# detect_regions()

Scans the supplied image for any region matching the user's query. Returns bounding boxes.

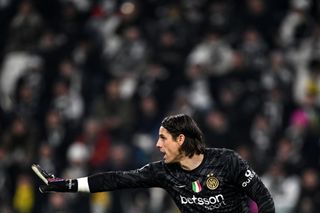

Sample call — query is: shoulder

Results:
[206,148,238,159]
[205,148,244,169]
[140,160,167,173]
[148,160,165,168]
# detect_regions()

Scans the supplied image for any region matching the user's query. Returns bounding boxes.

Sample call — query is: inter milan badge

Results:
[206,173,219,190]
[191,180,202,193]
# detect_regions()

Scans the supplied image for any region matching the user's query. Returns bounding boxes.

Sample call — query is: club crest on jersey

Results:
[206,173,219,190]
[192,180,202,193]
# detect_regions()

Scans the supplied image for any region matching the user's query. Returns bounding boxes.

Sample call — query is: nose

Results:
[156,139,162,148]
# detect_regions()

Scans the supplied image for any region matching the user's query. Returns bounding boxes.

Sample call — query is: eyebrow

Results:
[159,134,165,138]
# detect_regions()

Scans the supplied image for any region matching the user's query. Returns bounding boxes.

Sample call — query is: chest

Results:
[167,164,236,196]
[164,165,245,212]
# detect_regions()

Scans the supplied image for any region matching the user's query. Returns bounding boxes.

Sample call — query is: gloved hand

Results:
[31,164,77,193]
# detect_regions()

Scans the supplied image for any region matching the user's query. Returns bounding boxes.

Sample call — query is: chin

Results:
[163,157,171,164]
[164,157,176,164]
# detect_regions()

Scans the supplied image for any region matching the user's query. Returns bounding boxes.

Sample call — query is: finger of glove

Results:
[39,185,50,193]
[32,164,55,178]
[39,181,68,193]
[31,164,54,184]
[39,184,62,193]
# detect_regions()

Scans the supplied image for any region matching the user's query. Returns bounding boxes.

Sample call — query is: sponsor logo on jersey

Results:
[191,180,202,193]
[242,169,256,187]
[180,194,226,210]
[206,173,219,190]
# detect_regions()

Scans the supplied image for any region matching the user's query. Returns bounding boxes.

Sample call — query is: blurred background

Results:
[0,0,319,212]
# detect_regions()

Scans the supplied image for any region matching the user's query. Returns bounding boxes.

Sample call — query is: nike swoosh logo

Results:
[175,185,186,188]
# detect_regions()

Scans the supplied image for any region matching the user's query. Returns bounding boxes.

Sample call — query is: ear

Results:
[177,134,185,145]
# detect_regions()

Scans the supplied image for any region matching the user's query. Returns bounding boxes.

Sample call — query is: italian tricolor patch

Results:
[192,180,202,193]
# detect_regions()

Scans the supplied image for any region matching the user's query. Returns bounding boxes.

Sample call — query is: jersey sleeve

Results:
[87,162,164,193]
[230,151,275,213]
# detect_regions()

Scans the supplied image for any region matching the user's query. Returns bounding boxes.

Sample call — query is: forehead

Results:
[159,126,170,135]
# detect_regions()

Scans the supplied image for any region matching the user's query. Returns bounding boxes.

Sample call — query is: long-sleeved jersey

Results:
[87,148,275,212]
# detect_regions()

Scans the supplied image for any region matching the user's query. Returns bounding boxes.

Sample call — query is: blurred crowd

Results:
[0,0,320,212]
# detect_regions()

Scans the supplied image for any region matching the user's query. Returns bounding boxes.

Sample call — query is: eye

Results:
[159,135,166,141]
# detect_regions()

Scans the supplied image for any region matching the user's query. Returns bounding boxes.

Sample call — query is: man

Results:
[32,114,275,212]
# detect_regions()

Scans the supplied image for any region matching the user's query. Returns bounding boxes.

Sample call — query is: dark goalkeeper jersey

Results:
[87,148,275,212]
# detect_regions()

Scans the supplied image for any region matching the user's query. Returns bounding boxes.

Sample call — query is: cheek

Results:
[166,144,182,162]
[166,143,179,154]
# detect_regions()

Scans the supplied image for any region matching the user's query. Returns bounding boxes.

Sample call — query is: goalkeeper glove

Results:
[31,164,78,193]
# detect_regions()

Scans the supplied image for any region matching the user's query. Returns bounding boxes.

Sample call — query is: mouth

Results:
[160,150,166,159]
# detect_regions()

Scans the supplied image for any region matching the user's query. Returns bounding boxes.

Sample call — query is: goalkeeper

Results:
[32,114,275,212]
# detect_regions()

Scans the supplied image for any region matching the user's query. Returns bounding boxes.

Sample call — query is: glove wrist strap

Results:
[44,179,78,192]
[65,179,78,192]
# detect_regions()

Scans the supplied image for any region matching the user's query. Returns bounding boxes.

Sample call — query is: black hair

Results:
[161,114,205,157]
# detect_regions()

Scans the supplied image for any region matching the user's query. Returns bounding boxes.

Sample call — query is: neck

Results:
[179,153,204,171]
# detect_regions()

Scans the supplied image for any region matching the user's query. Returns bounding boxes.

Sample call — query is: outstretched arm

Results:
[32,163,162,193]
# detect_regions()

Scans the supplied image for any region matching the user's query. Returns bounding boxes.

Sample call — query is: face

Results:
[156,126,184,163]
